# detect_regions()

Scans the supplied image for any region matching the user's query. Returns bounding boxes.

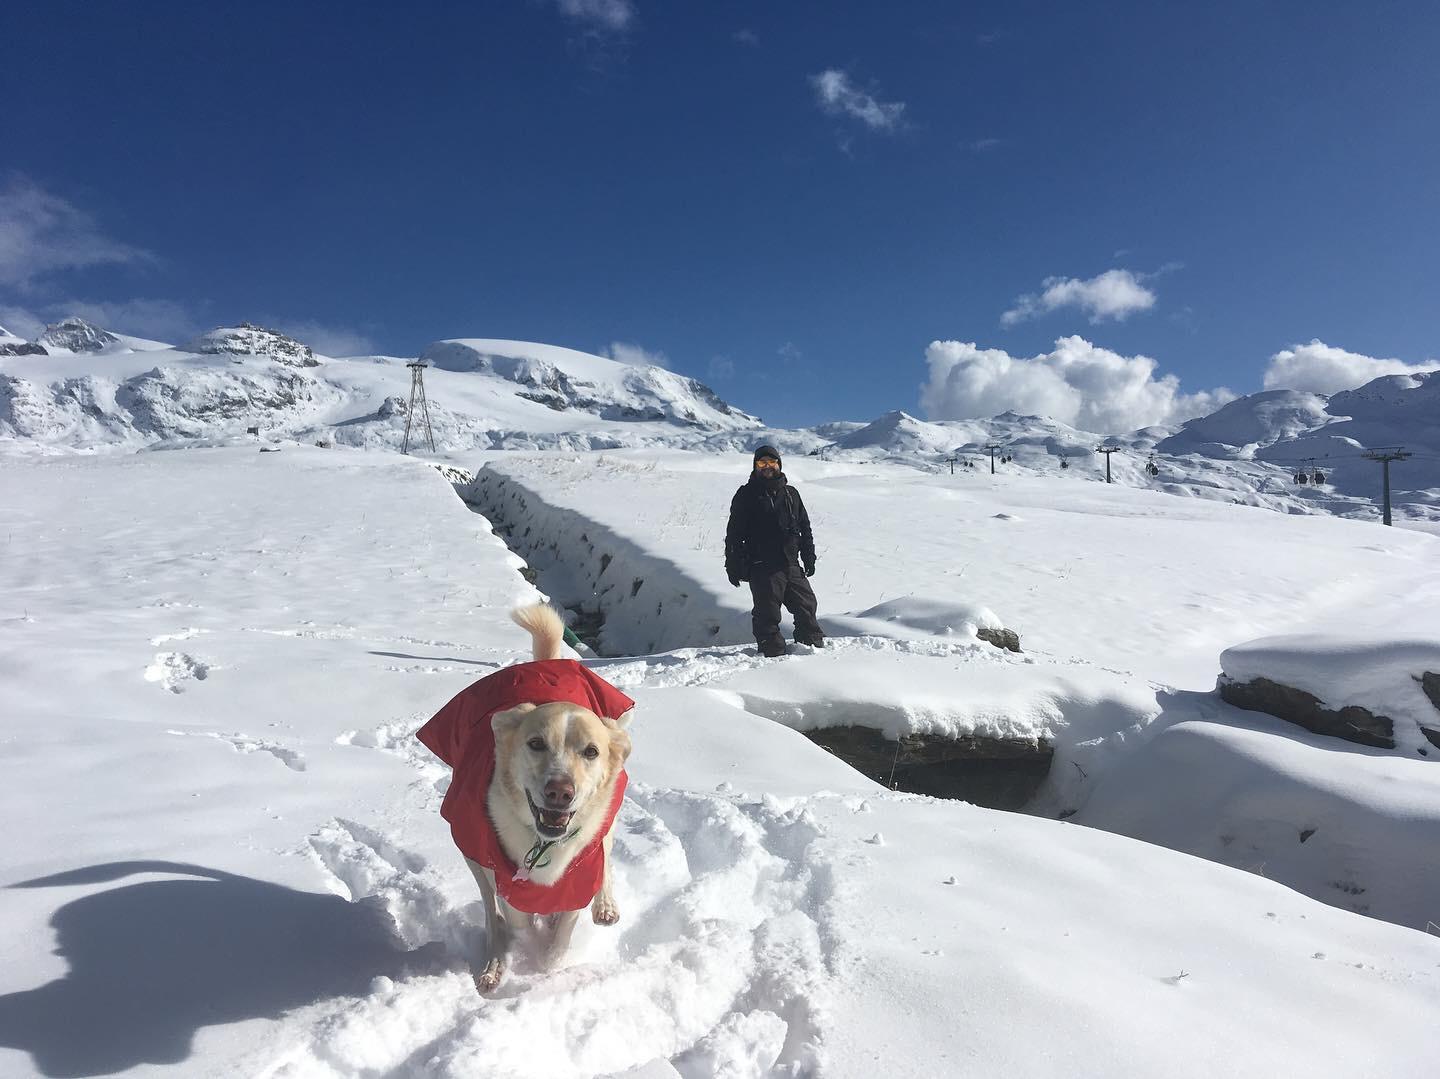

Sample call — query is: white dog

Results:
[417,604,634,992]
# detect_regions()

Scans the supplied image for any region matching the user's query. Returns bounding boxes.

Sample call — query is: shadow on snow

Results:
[0,861,444,1078]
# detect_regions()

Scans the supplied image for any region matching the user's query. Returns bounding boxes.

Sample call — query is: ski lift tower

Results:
[1096,444,1120,483]
[402,360,436,455]
[1362,447,1410,526]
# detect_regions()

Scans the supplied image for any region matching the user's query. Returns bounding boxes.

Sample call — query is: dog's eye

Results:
[582,745,600,760]
[527,737,546,752]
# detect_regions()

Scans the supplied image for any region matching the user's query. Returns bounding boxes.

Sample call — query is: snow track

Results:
[267,750,839,1078]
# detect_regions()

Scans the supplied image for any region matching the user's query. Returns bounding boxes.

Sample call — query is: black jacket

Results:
[725,472,816,577]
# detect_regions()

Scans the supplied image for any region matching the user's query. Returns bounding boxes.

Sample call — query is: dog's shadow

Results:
[0,861,445,1078]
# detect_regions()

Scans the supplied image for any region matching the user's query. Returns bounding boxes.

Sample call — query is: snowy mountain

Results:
[184,322,320,367]
[817,391,1439,523]
[421,338,759,429]
[3,316,1437,522]
[1156,389,1334,457]
[38,316,121,354]
[0,325,764,453]
[1152,374,1440,520]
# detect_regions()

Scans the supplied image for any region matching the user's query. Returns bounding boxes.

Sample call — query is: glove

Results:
[727,571,743,588]
[803,560,816,578]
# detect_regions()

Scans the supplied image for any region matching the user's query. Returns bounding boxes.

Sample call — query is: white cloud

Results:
[555,0,633,30]
[1262,339,1440,395]
[708,355,735,380]
[61,299,201,344]
[0,298,200,345]
[1001,269,1157,326]
[810,70,905,132]
[271,319,377,357]
[733,28,759,47]
[0,176,152,288]
[0,304,45,340]
[603,341,670,369]
[920,336,1234,433]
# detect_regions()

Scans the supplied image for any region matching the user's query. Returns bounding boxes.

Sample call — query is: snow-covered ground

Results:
[3,445,1439,1077]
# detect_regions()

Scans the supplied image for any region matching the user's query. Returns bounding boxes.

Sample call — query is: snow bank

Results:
[1220,635,1440,755]
[1076,703,1440,931]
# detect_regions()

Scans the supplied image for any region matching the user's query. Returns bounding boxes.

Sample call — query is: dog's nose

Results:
[544,777,575,807]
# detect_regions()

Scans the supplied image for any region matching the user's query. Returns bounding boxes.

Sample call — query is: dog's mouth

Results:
[526,792,575,839]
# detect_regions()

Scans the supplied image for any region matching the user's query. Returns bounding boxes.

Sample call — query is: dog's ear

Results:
[490,702,537,737]
[607,726,633,770]
[608,708,635,731]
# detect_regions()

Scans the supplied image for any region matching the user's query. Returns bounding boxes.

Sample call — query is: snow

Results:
[1075,706,1440,929]
[1157,389,1334,456]
[184,324,319,367]
[0,333,770,456]
[1221,635,1440,753]
[2,315,1440,1071]
[3,333,1440,1075]
[471,451,1438,690]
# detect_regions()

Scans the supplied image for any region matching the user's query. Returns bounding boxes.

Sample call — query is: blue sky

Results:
[2,0,1437,429]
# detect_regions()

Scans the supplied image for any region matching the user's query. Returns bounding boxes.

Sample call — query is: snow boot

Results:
[759,638,787,658]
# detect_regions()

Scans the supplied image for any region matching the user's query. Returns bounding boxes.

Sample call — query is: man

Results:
[724,445,825,657]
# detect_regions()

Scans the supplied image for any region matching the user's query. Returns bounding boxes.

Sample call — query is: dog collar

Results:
[513,828,580,882]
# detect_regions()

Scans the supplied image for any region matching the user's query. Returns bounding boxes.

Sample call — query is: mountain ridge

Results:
[2,317,1435,522]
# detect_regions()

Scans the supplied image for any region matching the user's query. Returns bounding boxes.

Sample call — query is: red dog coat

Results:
[416,659,634,915]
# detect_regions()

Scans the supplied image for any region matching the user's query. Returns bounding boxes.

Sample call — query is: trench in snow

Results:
[443,463,1056,812]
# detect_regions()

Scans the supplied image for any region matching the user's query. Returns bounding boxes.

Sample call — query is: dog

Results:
[416,604,634,993]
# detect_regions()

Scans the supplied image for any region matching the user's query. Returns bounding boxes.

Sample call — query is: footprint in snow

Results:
[265,787,837,1078]
[164,729,306,771]
[144,651,210,692]
[149,628,209,645]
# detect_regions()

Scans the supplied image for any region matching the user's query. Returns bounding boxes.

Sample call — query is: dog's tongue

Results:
[540,809,572,829]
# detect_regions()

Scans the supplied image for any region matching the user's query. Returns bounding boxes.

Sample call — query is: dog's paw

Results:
[592,898,621,926]
[475,959,506,993]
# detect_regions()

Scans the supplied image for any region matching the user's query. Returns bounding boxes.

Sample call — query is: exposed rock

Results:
[515,390,570,412]
[39,317,120,353]
[977,626,1022,653]
[1218,675,1395,749]
[1422,672,1440,712]
[1419,672,1440,750]
[115,366,328,437]
[0,341,48,356]
[803,725,1053,810]
[184,323,319,367]
[602,403,670,423]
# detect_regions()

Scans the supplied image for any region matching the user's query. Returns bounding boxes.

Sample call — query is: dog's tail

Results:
[511,603,567,661]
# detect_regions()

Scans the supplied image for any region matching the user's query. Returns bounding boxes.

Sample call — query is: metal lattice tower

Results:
[402,361,435,455]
